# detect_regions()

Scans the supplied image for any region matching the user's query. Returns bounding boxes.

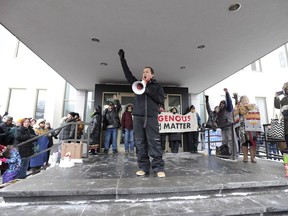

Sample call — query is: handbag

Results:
[270,118,284,140]
[270,105,285,140]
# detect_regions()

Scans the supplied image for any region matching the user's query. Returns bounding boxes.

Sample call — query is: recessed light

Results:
[229,3,241,12]
[91,38,100,42]
[100,62,107,66]
[180,66,186,70]
[197,45,205,49]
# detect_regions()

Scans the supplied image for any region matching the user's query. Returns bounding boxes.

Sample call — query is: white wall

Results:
[0,26,66,128]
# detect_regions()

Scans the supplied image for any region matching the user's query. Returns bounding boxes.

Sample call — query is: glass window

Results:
[35,89,47,119]
[255,97,268,125]
[84,91,94,124]
[279,45,288,68]
[251,60,262,72]
[0,25,18,60]
[103,93,118,110]
[7,88,27,120]
[63,82,76,116]
[167,95,181,114]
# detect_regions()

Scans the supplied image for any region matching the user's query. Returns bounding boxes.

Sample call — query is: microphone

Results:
[132,80,146,95]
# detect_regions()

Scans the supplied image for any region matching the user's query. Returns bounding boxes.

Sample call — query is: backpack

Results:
[219,144,230,156]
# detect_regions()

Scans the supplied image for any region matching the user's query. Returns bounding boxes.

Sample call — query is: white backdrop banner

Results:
[158,112,198,133]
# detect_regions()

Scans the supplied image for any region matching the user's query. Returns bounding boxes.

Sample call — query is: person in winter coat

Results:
[168,107,182,153]
[118,49,165,178]
[0,144,21,183]
[205,95,219,131]
[0,116,15,146]
[121,104,135,155]
[235,96,258,163]
[45,121,57,165]
[14,118,36,179]
[274,82,288,150]
[89,106,102,155]
[217,88,234,155]
[58,112,77,143]
[102,95,121,155]
[75,113,84,139]
[186,105,201,153]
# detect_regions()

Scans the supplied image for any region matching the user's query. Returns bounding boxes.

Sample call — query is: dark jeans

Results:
[104,128,118,152]
[133,116,164,173]
[170,140,180,153]
[188,131,199,153]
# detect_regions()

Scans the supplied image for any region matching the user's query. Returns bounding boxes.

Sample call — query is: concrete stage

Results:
[1,152,288,215]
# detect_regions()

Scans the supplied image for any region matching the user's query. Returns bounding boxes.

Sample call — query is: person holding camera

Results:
[274,82,288,149]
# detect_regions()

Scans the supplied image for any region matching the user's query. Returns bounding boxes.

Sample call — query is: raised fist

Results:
[118,49,125,59]
[205,95,209,102]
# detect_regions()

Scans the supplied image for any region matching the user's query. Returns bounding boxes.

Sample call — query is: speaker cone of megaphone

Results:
[132,80,146,95]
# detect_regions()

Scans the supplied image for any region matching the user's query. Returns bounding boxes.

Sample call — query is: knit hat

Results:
[16,118,24,125]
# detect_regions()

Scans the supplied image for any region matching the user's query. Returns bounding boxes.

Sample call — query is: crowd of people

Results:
[0,111,85,184]
[0,47,287,182]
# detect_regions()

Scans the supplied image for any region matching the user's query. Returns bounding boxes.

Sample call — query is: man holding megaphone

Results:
[118,49,166,178]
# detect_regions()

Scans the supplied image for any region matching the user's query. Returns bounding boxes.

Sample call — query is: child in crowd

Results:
[0,144,21,183]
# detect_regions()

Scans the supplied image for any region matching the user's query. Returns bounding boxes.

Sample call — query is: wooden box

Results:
[61,142,83,159]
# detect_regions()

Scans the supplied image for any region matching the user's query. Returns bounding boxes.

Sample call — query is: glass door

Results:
[162,94,183,152]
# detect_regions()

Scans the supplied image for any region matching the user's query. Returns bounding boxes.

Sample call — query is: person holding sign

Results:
[235,95,260,163]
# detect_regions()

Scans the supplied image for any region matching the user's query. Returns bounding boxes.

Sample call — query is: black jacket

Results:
[89,111,102,144]
[120,58,165,117]
[102,99,121,130]
[14,126,35,158]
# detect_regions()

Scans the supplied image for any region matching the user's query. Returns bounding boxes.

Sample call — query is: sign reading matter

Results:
[158,112,198,133]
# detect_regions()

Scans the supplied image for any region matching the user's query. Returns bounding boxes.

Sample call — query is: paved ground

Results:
[1,152,288,215]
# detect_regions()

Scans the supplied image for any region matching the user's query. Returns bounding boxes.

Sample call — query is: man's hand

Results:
[205,95,209,102]
[118,49,125,59]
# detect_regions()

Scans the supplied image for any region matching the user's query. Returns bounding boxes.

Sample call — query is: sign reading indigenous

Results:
[158,112,198,133]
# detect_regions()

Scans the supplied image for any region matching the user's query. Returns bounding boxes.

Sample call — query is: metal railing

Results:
[201,123,286,161]
[15,121,91,160]
[200,124,237,160]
